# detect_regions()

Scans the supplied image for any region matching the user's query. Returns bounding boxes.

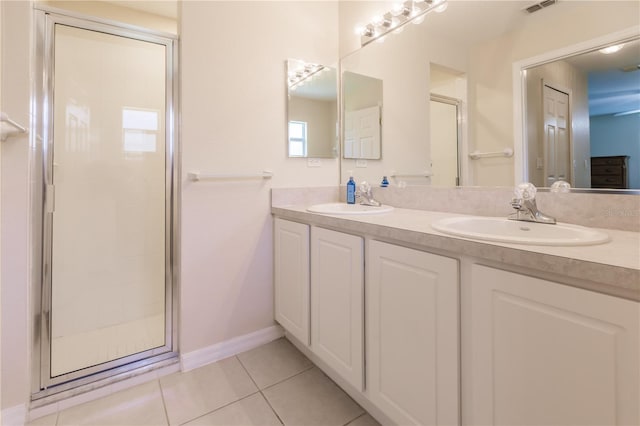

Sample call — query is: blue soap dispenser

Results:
[381,176,389,187]
[346,172,356,204]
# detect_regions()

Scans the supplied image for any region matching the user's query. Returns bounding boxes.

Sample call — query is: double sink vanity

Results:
[278,1,640,423]
[272,186,639,426]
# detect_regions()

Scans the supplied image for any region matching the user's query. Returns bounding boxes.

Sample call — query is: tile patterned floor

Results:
[27,338,381,426]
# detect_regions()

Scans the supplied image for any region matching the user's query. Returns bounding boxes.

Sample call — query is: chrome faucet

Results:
[357,181,382,207]
[508,183,556,224]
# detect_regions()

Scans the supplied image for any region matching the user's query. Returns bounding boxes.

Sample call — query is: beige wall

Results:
[1,0,32,412]
[40,1,177,34]
[0,0,3,421]
[180,0,338,354]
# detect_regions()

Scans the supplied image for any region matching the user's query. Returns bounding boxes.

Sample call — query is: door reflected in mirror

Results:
[430,95,461,186]
[343,71,383,159]
[286,59,338,158]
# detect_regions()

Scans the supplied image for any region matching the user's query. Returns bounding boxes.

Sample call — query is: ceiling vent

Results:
[524,0,557,14]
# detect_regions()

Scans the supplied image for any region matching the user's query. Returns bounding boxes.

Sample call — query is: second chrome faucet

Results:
[508,182,556,224]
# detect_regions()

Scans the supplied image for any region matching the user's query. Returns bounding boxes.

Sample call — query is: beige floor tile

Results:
[160,356,257,425]
[345,413,381,426]
[26,413,58,426]
[262,367,364,426]
[237,338,313,389]
[56,381,167,425]
[183,393,281,426]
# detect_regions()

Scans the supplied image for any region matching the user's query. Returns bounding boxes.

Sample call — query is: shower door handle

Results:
[46,184,55,213]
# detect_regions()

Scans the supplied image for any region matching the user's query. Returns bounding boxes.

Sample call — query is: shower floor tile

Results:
[27,337,381,426]
[51,314,165,376]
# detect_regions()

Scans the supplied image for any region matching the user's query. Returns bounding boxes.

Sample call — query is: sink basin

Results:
[307,202,394,215]
[431,216,609,246]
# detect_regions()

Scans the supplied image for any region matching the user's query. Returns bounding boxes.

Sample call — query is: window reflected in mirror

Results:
[288,120,307,157]
[286,59,338,158]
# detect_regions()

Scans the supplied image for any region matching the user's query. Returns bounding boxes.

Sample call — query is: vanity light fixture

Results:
[356,0,448,47]
[288,62,325,90]
[599,44,625,54]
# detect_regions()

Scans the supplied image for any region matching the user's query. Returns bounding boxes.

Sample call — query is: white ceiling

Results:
[565,39,640,116]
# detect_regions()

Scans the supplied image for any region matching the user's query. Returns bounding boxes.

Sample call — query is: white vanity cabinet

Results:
[467,264,640,426]
[274,218,310,345]
[367,240,460,426]
[311,227,364,391]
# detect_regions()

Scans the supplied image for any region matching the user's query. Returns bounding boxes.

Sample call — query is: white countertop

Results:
[272,204,640,301]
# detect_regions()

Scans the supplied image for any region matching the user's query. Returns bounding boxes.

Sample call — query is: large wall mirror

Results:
[339,0,640,191]
[287,59,338,158]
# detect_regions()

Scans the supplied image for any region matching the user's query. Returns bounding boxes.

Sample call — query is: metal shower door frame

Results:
[31,7,180,399]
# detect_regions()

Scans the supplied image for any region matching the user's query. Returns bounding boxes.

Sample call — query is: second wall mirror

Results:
[286,59,338,158]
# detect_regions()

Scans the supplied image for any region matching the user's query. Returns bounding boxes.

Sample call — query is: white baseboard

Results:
[181,325,284,372]
[1,403,27,426]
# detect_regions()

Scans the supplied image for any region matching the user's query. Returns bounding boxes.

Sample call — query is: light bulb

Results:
[371,15,384,26]
[599,44,624,54]
[434,2,448,13]
[354,25,366,36]
[409,4,422,19]
[412,14,426,25]
[391,3,405,16]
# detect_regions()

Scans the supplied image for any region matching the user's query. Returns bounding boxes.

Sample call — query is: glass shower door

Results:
[37,13,176,391]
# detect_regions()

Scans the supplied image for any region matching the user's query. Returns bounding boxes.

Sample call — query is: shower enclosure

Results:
[31,9,178,398]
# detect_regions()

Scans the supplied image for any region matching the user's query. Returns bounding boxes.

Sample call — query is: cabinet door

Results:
[367,241,459,426]
[311,227,364,391]
[469,264,639,426]
[274,218,310,345]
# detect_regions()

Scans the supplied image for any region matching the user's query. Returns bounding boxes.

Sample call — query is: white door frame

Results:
[430,94,462,186]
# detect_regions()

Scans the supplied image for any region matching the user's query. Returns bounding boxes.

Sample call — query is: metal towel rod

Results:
[468,148,514,160]
[0,112,27,141]
[188,170,274,181]
[390,171,433,178]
